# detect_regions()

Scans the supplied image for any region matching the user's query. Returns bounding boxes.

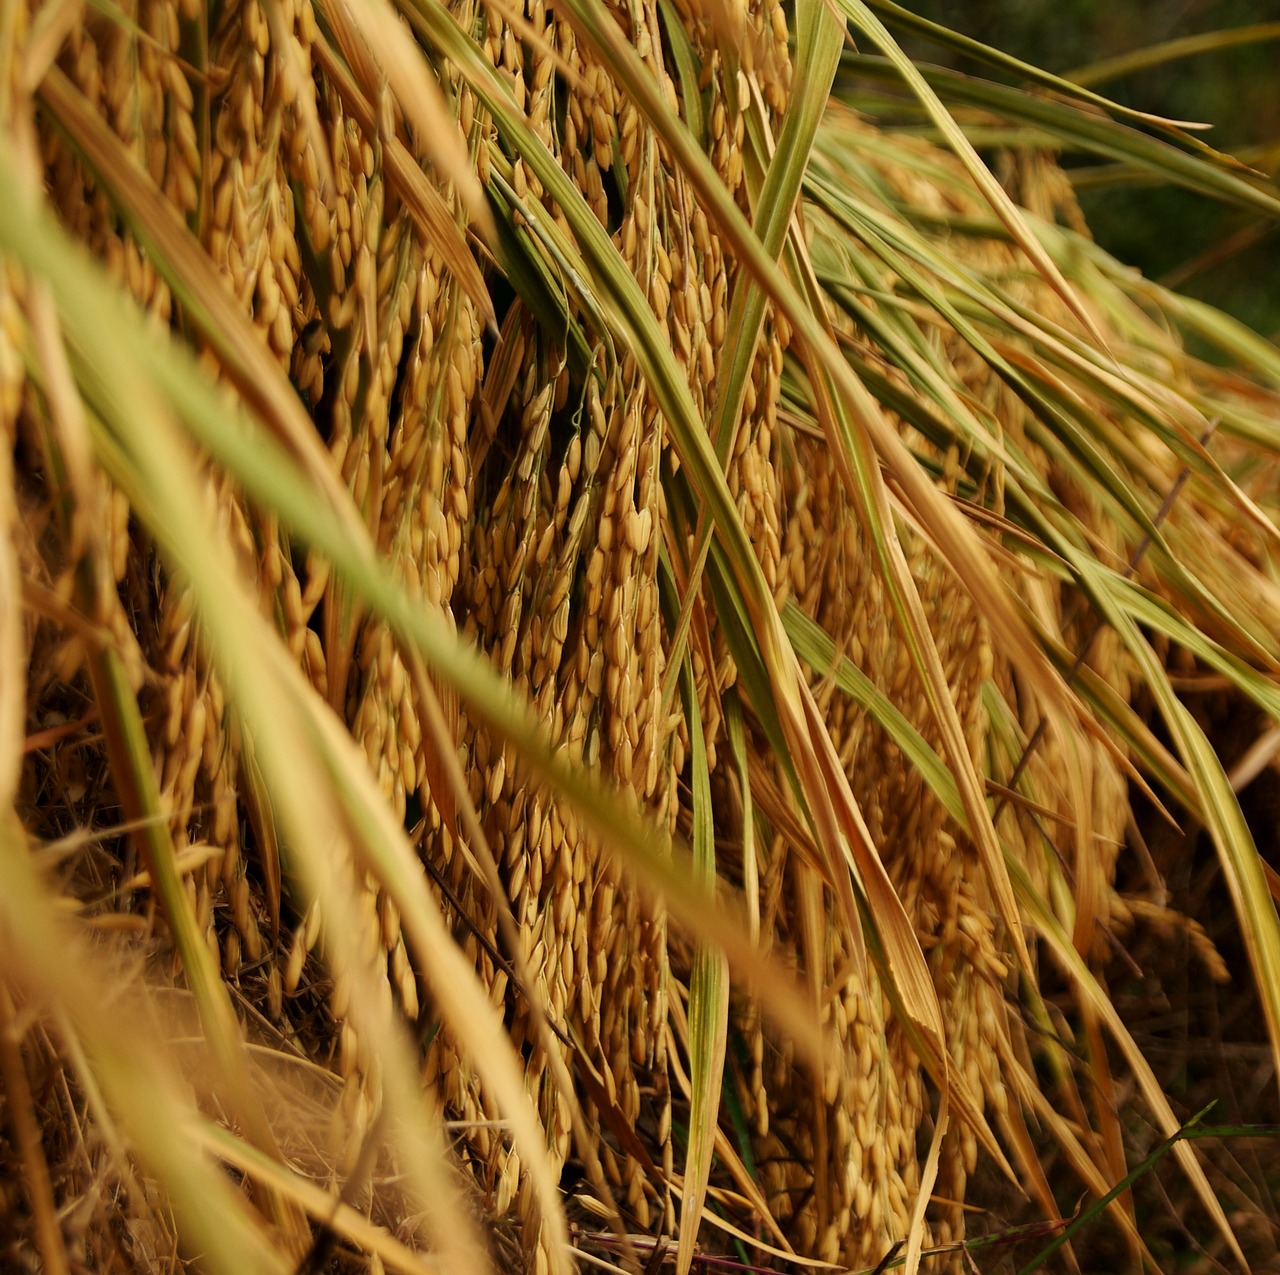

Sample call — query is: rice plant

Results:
[1,0,1278,1271]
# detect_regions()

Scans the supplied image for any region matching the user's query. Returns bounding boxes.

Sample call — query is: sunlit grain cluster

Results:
[5,0,1280,1271]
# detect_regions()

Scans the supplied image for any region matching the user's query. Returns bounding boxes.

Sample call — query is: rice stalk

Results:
[4,0,1280,1271]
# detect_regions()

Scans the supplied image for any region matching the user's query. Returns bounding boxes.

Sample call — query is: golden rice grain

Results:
[284,924,307,995]
[9,0,1202,1269]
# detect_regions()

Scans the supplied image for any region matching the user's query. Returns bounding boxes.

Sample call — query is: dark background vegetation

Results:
[891,0,1280,337]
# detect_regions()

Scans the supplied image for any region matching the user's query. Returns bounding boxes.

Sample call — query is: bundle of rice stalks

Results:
[2,0,1279,1271]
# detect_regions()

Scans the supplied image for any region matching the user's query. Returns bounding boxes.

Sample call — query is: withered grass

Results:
[2,0,1280,1273]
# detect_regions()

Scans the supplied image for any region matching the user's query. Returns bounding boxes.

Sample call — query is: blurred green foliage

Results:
[890,0,1280,337]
